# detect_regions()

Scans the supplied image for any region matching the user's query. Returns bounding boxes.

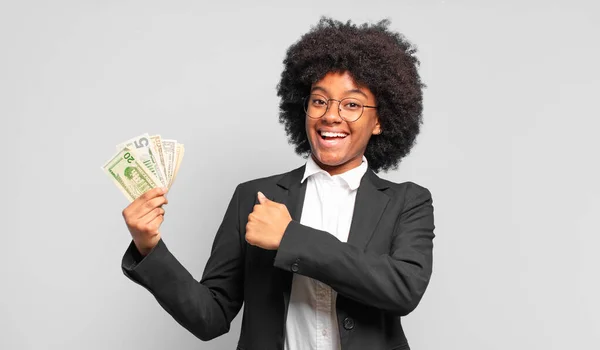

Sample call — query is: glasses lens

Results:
[305,94,328,119]
[339,98,364,122]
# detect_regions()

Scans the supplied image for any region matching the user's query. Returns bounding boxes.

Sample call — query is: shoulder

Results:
[233,165,305,197]
[371,171,432,203]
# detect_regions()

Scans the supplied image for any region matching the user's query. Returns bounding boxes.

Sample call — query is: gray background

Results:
[1,0,598,349]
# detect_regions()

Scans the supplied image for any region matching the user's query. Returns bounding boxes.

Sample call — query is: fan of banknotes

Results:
[102,133,184,202]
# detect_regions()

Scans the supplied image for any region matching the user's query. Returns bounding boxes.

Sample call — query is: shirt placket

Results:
[315,176,338,349]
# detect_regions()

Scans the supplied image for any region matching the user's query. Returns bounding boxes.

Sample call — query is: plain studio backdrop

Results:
[1,0,598,349]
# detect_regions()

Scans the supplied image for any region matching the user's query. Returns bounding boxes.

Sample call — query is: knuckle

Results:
[141,187,159,201]
[124,215,134,225]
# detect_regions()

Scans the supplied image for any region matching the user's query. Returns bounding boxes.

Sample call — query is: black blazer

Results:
[122,165,435,350]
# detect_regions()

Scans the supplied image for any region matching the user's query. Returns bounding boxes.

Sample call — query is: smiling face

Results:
[305,71,381,175]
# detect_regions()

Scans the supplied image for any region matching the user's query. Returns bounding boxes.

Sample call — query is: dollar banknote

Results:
[161,139,177,185]
[102,148,162,202]
[170,143,185,188]
[117,133,167,188]
[150,135,167,181]
[102,133,184,200]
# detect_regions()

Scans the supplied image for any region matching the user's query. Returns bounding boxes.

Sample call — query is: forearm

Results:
[121,185,245,340]
[274,222,431,315]
[122,239,234,340]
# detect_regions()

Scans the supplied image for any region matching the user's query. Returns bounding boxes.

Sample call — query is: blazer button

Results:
[343,317,355,330]
[291,262,299,272]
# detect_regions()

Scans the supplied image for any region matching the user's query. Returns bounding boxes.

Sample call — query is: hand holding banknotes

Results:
[122,187,169,256]
[102,133,184,254]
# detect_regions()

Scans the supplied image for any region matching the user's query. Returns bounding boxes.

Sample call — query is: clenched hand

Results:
[245,192,292,250]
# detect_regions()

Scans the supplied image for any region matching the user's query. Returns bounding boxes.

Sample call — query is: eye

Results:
[310,95,327,107]
[342,99,363,110]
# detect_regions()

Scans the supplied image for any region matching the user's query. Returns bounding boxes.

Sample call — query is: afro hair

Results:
[277,17,425,172]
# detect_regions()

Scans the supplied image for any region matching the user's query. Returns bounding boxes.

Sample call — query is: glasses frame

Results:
[303,93,378,123]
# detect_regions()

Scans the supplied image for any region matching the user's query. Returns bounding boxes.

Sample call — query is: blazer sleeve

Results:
[121,185,245,341]
[273,183,434,316]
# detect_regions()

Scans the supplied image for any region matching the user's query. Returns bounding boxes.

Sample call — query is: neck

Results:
[311,154,364,176]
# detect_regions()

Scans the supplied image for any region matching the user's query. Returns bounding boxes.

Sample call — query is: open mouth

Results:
[319,131,349,140]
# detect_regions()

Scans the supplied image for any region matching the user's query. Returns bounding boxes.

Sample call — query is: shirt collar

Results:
[301,155,368,191]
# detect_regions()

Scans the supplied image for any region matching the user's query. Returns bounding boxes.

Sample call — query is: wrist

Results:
[134,239,157,257]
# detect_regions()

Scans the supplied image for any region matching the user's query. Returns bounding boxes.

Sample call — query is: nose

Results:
[321,100,343,123]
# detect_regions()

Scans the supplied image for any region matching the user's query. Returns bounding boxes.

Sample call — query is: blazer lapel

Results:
[274,165,308,324]
[275,165,308,222]
[347,169,390,250]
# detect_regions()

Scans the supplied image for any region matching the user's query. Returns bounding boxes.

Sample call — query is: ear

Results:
[372,116,382,135]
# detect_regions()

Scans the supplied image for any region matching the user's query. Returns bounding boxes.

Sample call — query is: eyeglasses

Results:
[303,93,377,123]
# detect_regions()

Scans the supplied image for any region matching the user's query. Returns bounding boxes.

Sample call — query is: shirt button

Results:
[343,317,355,330]
[322,329,328,336]
[291,262,299,272]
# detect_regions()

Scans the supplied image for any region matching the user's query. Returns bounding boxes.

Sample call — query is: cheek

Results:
[305,118,318,137]
[349,122,374,144]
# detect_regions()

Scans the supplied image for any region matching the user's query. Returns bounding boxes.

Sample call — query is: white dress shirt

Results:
[284,155,368,350]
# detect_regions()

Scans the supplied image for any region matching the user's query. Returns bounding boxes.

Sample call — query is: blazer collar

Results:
[301,156,369,191]
[276,163,390,250]
[276,163,390,192]
[277,164,390,190]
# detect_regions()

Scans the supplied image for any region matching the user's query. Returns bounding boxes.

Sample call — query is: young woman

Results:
[121,17,434,350]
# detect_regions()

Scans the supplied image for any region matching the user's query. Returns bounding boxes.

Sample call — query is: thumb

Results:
[257,191,269,204]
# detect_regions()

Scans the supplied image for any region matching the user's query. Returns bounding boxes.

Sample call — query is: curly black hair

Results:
[277,17,425,172]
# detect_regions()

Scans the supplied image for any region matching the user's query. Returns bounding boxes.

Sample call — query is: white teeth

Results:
[321,131,348,138]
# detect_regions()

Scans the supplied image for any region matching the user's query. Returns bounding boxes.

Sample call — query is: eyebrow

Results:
[311,86,369,99]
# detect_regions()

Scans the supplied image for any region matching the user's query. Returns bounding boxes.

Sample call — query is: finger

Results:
[147,214,164,233]
[248,212,257,223]
[245,223,255,244]
[257,191,268,205]
[141,206,166,224]
[137,195,168,218]
[132,187,168,209]
[134,187,168,204]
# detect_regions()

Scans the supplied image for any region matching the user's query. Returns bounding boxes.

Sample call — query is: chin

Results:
[312,151,346,167]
